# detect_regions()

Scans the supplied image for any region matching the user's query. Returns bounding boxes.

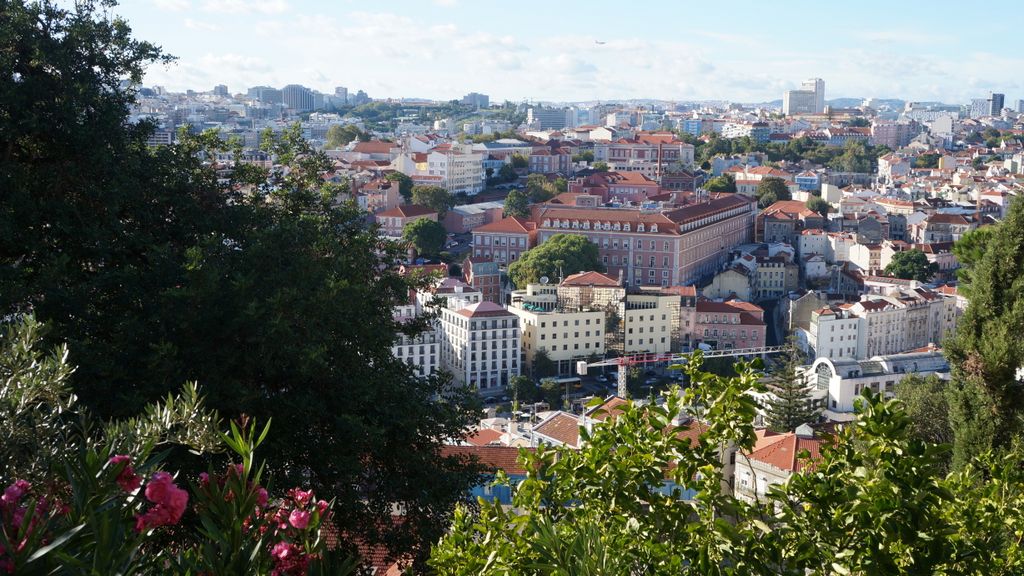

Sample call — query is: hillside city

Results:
[6,1,1024,574]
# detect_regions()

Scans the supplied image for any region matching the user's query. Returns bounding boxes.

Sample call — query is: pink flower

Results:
[134,472,189,532]
[289,489,313,507]
[316,500,328,515]
[2,480,30,506]
[109,455,141,493]
[256,487,269,508]
[271,541,296,561]
[288,509,310,530]
[199,472,210,487]
[269,541,309,576]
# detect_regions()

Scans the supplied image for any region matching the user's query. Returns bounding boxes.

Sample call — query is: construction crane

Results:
[577,346,790,398]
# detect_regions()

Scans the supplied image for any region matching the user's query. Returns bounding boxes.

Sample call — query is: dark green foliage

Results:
[503,189,530,219]
[756,177,791,208]
[324,124,368,149]
[884,249,939,282]
[914,152,941,169]
[0,3,480,566]
[806,196,831,217]
[591,161,609,172]
[762,341,819,432]
[507,234,604,289]
[895,373,953,450]
[384,171,413,202]
[411,185,455,217]
[402,218,447,257]
[951,225,995,290]
[498,163,518,182]
[510,153,528,169]
[945,197,1024,470]
[532,350,557,379]
[703,173,736,193]
[526,173,558,203]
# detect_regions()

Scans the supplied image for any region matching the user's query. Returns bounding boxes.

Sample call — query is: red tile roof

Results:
[474,216,534,234]
[441,445,533,475]
[533,412,581,447]
[746,432,827,473]
[465,428,504,446]
[377,204,437,218]
[560,270,621,288]
[454,301,515,318]
[586,396,629,422]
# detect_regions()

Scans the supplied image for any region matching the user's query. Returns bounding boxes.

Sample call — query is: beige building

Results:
[509,303,605,376]
[556,271,626,311]
[621,292,675,354]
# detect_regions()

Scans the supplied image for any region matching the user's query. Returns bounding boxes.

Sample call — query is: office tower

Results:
[802,78,825,113]
[990,93,1005,115]
[247,86,282,104]
[783,78,824,115]
[282,84,314,112]
[971,98,991,118]
[213,84,229,97]
[461,92,490,108]
[334,86,348,104]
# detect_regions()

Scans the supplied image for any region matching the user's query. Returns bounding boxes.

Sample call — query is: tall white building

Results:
[783,78,825,116]
[439,302,521,394]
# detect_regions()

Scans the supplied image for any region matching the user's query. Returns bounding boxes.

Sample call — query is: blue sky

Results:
[116,0,1024,104]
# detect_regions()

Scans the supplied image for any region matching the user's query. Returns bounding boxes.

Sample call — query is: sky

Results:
[115,0,1024,105]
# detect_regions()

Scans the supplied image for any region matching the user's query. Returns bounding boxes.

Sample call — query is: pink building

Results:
[568,171,661,203]
[375,204,438,238]
[532,193,755,287]
[691,300,766,350]
[471,217,538,264]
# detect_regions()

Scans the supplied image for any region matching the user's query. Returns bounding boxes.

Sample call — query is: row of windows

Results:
[539,330,601,340]
[539,318,598,328]
[704,329,759,339]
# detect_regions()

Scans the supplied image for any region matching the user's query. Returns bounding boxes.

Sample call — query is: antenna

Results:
[539,276,549,285]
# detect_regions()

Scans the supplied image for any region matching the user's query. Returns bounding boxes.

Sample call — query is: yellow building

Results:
[509,302,606,376]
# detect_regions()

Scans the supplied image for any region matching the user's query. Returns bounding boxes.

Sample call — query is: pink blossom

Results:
[134,472,189,532]
[289,489,313,507]
[316,500,328,515]
[270,541,309,576]
[2,480,30,506]
[256,487,269,508]
[288,509,310,530]
[109,455,141,493]
[198,472,210,487]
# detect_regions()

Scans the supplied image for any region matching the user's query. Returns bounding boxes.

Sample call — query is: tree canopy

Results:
[761,340,819,432]
[703,173,736,193]
[503,189,530,219]
[324,124,368,149]
[756,177,791,208]
[885,249,939,282]
[0,2,479,567]
[526,173,558,203]
[431,357,1024,574]
[507,234,604,289]
[384,171,413,202]
[806,195,831,217]
[945,197,1024,470]
[403,218,447,257]
[411,185,455,217]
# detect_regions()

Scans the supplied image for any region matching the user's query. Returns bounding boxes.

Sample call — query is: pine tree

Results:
[762,338,820,432]
[944,196,1024,469]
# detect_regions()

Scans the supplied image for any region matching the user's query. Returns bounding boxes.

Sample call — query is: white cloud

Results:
[154,0,189,11]
[183,19,219,32]
[200,0,288,15]
[433,0,458,6]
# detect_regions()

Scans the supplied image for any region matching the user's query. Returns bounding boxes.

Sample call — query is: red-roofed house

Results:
[757,200,826,243]
[691,300,766,350]
[441,444,535,505]
[471,217,538,264]
[376,204,438,238]
[734,425,828,503]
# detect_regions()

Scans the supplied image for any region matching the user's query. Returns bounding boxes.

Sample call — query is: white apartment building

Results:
[806,351,950,417]
[438,301,521,394]
[392,143,486,195]
[393,330,441,376]
[806,288,958,361]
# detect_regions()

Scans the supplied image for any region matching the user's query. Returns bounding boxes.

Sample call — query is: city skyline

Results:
[118,0,1024,105]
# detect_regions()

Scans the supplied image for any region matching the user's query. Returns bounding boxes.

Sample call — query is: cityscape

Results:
[4,1,1024,574]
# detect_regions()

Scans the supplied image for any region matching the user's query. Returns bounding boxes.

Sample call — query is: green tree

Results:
[510,153,528,169]
[756,176,791,207]
[0,4,480,566]
[895,374,953,449]
[885,249,939,282]
[526,173,557,203]
[539,377,563,409]
[412,185,455,217]
[507,375,539,412]
[914,152,942,169]
[503,189,530,219]
[703,173,736,193]
[508,234,604,289]
[945,197,1024,470]
[532,350,557,379]
[762,340,819,432]
[592,161,610,172]
[498,163,518,182]
[572,150,594,163]
[402,218,447,257]
[385,171,413,202]
[324,124,366,149]
[806,195,831,217]
[951,225,996,290]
